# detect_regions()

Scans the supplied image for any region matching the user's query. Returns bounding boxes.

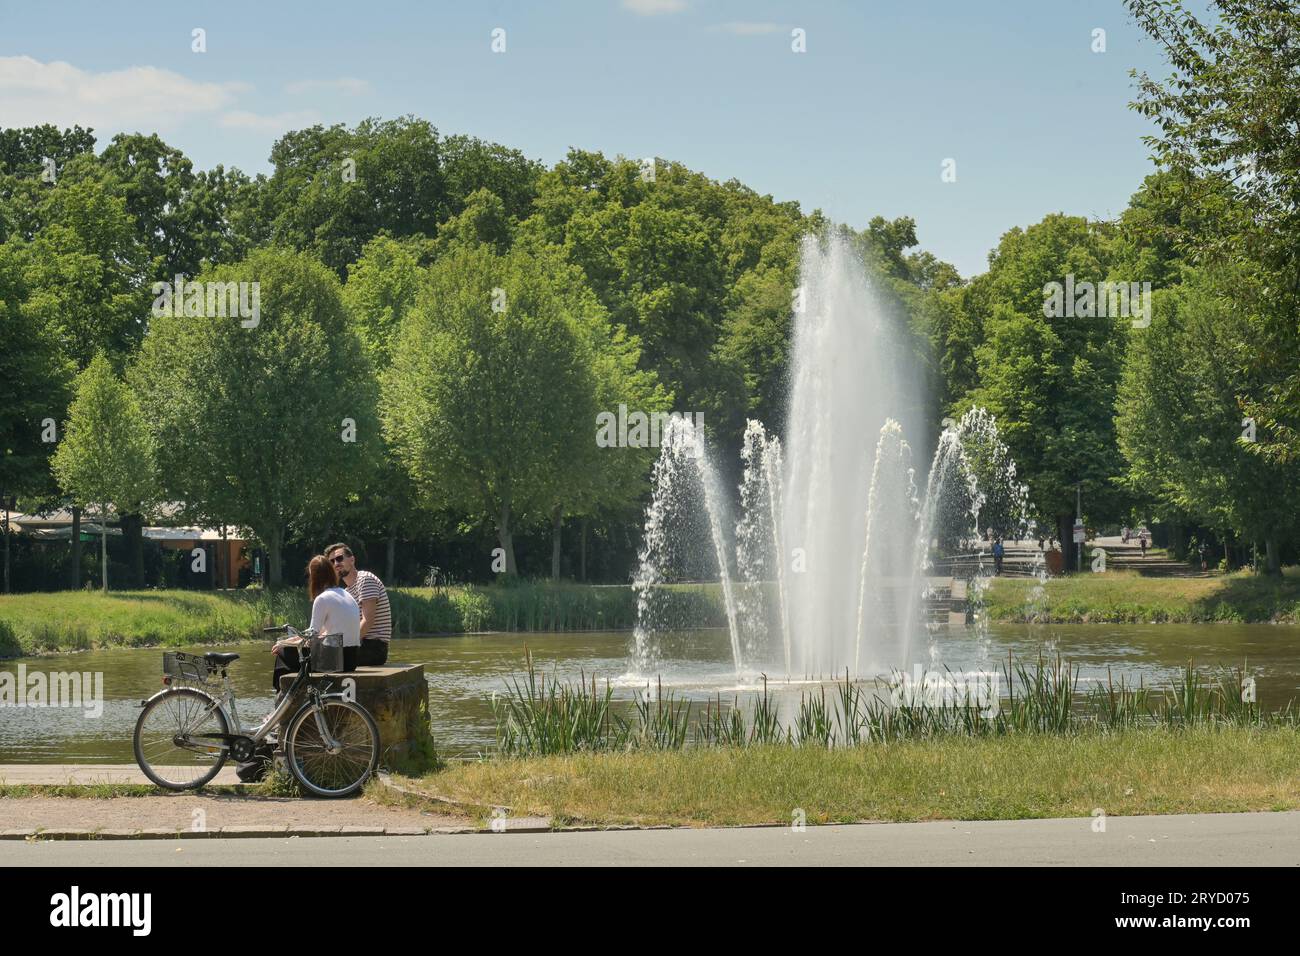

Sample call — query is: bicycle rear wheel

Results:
[134,687,229,790]
[285,699,380,798]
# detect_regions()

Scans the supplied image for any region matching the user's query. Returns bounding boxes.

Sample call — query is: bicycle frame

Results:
[148,625,350,755]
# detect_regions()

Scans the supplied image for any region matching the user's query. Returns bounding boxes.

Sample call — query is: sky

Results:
[0,0,1196,278]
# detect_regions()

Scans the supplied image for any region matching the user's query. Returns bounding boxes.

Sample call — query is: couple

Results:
[271,543,391,689]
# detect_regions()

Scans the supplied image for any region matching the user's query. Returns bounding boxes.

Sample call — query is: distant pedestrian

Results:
[1198,543,1208,571]
[1140,535,1148,558]
[992,537,1004,575]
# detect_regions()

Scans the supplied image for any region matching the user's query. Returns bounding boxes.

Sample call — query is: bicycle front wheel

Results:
[286,699,380,798]
[134,687,230,790]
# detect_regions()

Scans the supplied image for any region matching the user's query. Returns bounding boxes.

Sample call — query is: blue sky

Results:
[0,0,1193,277]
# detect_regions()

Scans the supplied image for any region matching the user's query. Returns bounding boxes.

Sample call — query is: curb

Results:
[2,824,478,841]
[375,772,553,833]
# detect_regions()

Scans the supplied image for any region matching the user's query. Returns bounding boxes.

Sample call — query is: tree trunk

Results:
[386,523,397,582]
[495,501,517,576]
[550,505,563,582]
[1265,536,1281,576]
[218,525,227,590]
[579,518,588,582]
[1056,513,1076,573]
[2,498,10,595]
[122,513,145,588]
[100,503,109,592]
[70,505,82,589]
[1,496,9,595]
[268,527,283,588]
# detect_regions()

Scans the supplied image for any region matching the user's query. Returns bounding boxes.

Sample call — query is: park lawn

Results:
[393,727,1300,828]
[0,588,308,656]
[0,582,724,656]
[984,567,1300,624]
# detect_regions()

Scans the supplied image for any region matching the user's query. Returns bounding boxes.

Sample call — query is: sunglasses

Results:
[330,555,349,564]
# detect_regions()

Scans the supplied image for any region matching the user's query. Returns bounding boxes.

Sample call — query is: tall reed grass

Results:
[490,652,1297,757]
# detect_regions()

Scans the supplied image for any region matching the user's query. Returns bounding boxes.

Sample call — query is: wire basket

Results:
[308,633,345,673]
[162,651,210,683]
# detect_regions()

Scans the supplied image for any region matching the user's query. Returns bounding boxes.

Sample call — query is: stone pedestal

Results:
[278,664,428,767]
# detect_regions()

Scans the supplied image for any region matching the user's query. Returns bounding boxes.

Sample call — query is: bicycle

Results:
[132,625,380,798]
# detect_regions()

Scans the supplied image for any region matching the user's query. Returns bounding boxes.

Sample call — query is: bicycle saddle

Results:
[204,652,241,666]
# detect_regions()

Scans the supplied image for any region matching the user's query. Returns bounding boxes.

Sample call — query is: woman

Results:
[271,555,362,690]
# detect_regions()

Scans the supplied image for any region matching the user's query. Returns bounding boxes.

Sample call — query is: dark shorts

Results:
[358,639,389,667]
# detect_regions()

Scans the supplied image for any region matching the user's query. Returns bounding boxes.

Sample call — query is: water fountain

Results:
[630,232,1028,683]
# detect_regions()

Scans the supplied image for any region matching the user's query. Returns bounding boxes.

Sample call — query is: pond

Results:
[1,623,1298,763]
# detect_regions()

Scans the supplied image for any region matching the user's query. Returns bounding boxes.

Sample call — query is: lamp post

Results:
[1075,483,1083,574]
[1,491,13,595]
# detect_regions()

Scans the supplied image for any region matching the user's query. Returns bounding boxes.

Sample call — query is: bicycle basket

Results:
[308,633,345,672]
[162,651,210,682]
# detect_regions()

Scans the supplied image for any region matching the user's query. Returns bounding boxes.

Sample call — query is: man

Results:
[992,537,1004,576]
[325,543,391,666]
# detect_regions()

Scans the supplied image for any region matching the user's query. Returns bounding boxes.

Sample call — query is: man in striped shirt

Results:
[326,543,391,666]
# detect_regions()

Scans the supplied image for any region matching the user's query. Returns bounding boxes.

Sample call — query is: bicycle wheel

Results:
[285,699,380,798]
[134,687,230,790]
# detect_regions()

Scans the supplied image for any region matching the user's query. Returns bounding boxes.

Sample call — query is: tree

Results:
[50,354,156,591]
[1127,0,1300,465]
[18,157,155,366]
[959,214,1125,567]
[0,242,74,591]
[260,117,447,275]
[1116,265,1300,573]
[132,247,373,586]
[383,241,603,576]
[342,234,430,579]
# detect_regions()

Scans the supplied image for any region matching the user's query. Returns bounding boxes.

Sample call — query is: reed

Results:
[489,652,1296,757]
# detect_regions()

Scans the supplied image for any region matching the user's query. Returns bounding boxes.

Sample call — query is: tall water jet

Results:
[630,416,743,676]
[782,234,927,677]
[736,421,791,674]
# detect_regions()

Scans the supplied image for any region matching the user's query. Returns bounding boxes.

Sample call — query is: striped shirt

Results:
[346,569,391,642]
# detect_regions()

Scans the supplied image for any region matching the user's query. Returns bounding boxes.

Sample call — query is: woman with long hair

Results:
[271,555,362,690]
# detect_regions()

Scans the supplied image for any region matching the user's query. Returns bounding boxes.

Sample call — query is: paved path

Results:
[3,811,1297,866]
[0,764,242,786]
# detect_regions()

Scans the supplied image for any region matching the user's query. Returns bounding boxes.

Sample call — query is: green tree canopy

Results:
[50,353,156,590]
[132,247,373,585]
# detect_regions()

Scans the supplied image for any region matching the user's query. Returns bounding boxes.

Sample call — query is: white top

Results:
[309,587,362,648]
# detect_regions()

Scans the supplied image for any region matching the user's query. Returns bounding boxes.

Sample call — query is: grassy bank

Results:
[394,727,1300,826]
[0,582,725,657]
[985,567,1300,623]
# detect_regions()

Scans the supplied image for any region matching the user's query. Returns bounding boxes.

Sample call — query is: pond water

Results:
[1,623,1298,763]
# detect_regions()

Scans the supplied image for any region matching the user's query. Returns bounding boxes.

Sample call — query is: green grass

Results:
[394,726,1300,826]
[985,567,1300,623]
[0,582,729,657]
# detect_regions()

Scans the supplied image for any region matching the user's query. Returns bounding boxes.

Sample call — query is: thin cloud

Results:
[711,22,783,36]
[622,0,687,15]
[0,55,243,130]
[285,78,370,96]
